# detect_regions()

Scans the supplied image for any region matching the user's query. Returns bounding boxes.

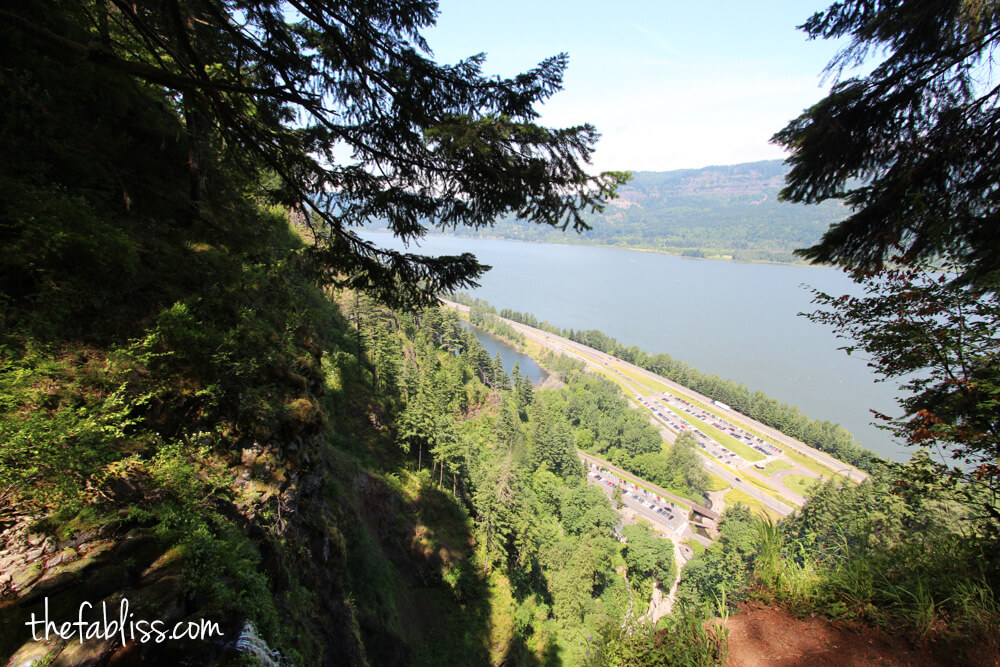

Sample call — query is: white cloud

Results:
[537,63,828,171]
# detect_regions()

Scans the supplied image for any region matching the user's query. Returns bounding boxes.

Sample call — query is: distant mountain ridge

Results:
[444,159,847,263]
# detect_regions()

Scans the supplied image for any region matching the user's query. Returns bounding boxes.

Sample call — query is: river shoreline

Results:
[363,227,822,268]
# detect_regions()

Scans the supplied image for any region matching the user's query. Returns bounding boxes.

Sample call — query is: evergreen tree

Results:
[494,397,524,455]
[517,371,535,409]
[510,362,524,412]
[775,0,1000,505]
[530,402,579,478]
[492,352,510,391]
[2,0,626,311]
[774,0,1000,285]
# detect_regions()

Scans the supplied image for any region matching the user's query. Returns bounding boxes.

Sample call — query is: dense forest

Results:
[432,161,848,263]
[3,0,1000,665]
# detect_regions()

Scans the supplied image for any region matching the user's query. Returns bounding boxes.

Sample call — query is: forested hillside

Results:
[0,1,711,664]
[438,161,848,263]
[455,299,1000,666]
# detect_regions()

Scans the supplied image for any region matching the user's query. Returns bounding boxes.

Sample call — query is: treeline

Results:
[451,294,880,473]
[467,303,526,346]
[439,161,847,265]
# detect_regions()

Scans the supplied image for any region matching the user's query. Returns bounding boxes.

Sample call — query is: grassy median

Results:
[660,402,766,463]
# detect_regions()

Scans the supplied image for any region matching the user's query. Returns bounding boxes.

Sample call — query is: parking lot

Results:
[637,394,781,467]
[586,465,688,536]
[668,396,780,456]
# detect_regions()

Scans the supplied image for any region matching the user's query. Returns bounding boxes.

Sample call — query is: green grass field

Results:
[781,474,821,497]
[615,364,670,393]
[706,472,731,492]
[783,448,838,480]
[724,488,781,521]
[717,462,787,504]
[522,337,547,361]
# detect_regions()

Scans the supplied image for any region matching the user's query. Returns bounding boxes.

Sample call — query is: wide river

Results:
[361,231,909,461]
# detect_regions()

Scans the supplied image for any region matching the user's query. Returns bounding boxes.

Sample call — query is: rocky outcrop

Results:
[0,432,369,665]
[0,517,220,666]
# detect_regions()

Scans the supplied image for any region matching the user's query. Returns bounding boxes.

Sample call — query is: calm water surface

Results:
[362,231,909,461]
[460,322,548,386]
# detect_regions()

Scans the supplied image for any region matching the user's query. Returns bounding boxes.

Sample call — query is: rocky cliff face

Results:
[0,428,371,666]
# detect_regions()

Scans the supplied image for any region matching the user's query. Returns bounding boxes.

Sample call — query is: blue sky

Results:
[425,1,849,171]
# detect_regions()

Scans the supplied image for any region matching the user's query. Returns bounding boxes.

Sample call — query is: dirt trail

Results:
[723,603,998,667]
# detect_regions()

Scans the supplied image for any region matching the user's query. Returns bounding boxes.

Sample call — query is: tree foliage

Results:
[774,0,1000,284]
[807,268,1000,514]
[678,504,759,610]
[622,522,676,589]
[2,0,625,310]
[776,1,1000,519]
[392,304,644,659]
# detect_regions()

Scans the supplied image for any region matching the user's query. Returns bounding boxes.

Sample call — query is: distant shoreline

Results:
[360,227,826,268]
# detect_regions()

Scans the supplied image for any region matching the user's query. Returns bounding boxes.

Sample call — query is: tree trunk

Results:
[183,98,202,223]
[354,293,364,382]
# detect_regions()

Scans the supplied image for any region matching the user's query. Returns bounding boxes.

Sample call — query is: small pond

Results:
[460,322,548,386]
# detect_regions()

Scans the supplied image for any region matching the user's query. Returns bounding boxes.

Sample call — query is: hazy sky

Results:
[426,1,849,172]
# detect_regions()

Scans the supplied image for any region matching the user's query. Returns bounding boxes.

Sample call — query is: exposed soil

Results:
[723,602,999,667]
